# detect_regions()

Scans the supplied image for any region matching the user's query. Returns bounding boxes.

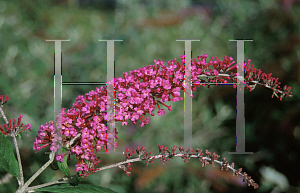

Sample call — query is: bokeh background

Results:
[0,0,300,192]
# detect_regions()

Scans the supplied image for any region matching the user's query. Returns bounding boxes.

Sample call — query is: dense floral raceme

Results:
[33,54,292,177]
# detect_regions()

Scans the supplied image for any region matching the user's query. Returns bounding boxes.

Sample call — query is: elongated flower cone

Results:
[33,54,292,181]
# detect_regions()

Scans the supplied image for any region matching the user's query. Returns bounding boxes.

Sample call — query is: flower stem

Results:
[12,135,24,186]
[25,174,76,192]
[0,104,9,124]
[15,152,55,193]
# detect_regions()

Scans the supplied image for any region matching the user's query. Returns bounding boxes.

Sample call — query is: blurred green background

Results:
[0,0,300,192]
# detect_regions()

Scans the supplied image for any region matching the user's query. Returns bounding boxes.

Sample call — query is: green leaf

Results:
[0,132,20,179]
[83,159,89,165]
[57,148,70,177]
[75,171,83,183]
[34,183,117,193]
[17,133,21,140]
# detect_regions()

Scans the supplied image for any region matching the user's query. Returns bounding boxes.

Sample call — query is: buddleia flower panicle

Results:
[33,54,292,178]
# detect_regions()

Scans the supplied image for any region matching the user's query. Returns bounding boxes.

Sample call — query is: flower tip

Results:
[5,94,9,101]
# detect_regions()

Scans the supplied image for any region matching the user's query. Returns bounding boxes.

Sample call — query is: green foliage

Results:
[57,148,70,177]
[34,183,117,193]
[75,171,84,183]
[0,132,20,179]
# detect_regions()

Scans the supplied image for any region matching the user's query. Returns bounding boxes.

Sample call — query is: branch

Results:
[24,132,82,192]
[27,146,258,192]
[25,174,75,192]
[196,73,291,97]
[0,173,13,185]
[0,104,9,125]
[112,146,259,189]
[12,134,24,186]
[65,133,81,149]
[16,152,55,193]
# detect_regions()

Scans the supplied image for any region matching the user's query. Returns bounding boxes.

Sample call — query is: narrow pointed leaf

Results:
[0,132,20,178]
[57,148,70,177]
[34,183,117,193]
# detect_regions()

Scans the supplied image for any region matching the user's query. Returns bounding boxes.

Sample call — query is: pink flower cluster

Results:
[0,114,32,136]
[32,54,292,177]
[243,59,292,100]
[194,56,292,100]
[0,94,32,136]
